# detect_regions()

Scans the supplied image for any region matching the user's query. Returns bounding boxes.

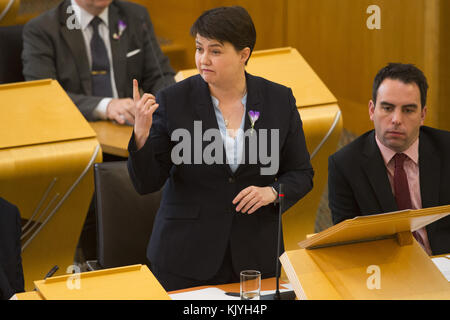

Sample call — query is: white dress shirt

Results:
[70,0,118,120]
[211,94,247,173]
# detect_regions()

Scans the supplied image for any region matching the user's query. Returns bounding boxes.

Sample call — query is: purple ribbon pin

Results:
[113,20,127,40]
[248,110,260,134]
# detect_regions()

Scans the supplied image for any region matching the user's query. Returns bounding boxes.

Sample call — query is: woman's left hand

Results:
[232,186,277,214]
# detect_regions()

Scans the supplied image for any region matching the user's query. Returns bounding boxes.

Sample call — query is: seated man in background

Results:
[0,198,25,300]
[22,0,175,125]
[328,63,450,256]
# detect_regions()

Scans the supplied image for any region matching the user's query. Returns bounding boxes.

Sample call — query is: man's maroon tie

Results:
[393,153,427,250]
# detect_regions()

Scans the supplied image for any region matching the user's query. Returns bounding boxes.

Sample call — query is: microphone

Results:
[0,0,16,22]
[44,265,59,279]
[261,183,296,300]
[33,265,59,291]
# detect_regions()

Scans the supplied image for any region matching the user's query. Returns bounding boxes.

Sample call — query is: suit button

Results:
[228,177,235,183]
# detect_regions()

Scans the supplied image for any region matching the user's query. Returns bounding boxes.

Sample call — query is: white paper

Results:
[169,283,294,300]
[170,287,240,300]
[431,255,450,282]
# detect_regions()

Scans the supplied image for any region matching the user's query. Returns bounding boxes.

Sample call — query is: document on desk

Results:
[169,284,294,300]
[432,255,450,282]
[170,288,240,300]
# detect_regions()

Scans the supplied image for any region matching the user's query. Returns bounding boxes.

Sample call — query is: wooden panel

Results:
[282,239,450,300]
[285,0,446,134]
[437,1,450,131]
[0,80,96,149]
[131,0,204,70]
[0,0,21,25]
[176,47,337,107]
[202,0,286,50]
[132,0,287,70]
[34,264,170,300]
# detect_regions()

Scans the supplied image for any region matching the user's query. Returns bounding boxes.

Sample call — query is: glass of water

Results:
[240,270,261,300]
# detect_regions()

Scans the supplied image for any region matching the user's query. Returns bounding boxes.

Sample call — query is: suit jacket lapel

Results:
[108,3,127,98]
[191,74,263,177]
[59,0,91,95]
[362,131,398,213]
[234,73,261,176]
[419,130,440,208]
[192,75,220,132]
[191,76,233,176]
[243,72,262,132]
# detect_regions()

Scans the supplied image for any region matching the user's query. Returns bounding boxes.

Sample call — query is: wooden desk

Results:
[89,121,133,158]
[16,277,287,300]
[170,277,288,295]
[14,291,44,300]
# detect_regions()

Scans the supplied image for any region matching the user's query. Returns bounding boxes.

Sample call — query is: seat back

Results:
[94,161,161,269]
[0,24,25,84]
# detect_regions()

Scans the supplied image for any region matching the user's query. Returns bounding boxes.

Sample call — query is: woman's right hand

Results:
[133,79,159,150]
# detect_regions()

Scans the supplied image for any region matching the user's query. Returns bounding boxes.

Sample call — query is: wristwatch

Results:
[271,186,279,204]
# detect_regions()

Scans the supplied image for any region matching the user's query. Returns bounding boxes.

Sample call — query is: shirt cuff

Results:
[92,98,112,120]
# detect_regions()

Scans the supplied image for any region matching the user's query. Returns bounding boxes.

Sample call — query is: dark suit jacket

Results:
[0,198,25,300]
[128,73,314,281]
[328,126,450,255]
[22,0,175,121]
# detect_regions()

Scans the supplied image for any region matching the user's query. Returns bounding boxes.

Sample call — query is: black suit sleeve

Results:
[0,199,25,300]
[22,20,102,120]
[270,89,314,212]
[127,90,173,194]
[328,155,361,224]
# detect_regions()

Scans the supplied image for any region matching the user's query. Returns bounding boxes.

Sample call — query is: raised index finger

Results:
[133,79,140,103]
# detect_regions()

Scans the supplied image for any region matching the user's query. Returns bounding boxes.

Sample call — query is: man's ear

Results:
[421,105,427,125]
[369,100,375,121]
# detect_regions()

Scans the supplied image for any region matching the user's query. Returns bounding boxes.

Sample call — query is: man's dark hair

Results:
[372,63,428,109]
[190,6,256,65]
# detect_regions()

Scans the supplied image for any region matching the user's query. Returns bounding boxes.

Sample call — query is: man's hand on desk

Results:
[107,98,136,125]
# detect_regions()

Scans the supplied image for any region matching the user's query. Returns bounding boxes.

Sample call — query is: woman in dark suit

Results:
[128,6,314,291]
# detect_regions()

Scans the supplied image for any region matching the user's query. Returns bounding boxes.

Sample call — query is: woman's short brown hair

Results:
[190,6,256,65]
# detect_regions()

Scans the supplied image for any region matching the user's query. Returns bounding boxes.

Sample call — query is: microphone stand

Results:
[141,17,169,89]
[0,0,16,22]
[261,184,296,300]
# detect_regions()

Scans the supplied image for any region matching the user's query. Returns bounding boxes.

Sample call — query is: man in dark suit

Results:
[328,63,450,255]
[0,198,25,300]
[22,0,175,124]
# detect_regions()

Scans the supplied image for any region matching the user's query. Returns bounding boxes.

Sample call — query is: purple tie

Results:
[393,153,427,251]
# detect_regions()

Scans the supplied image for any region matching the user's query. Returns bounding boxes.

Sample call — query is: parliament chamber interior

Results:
[0,0,449,301]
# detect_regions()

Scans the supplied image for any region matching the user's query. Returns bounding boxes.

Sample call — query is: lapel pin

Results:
[248,110,260,135]
[113,20,127,40]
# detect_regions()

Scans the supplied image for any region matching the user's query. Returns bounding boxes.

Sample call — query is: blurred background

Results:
[2,0,449,233]
[5,0,448,134]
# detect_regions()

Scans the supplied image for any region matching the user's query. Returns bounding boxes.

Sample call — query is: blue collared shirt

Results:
[211,95,247,173]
